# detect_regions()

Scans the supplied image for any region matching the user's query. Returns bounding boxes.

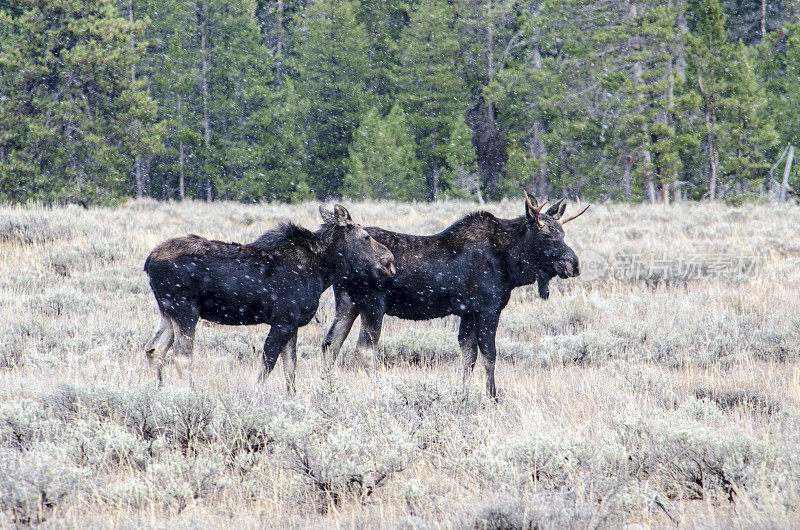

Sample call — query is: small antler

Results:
[523,189,535,210]
[523,189,548,228]
[561,198,590,224]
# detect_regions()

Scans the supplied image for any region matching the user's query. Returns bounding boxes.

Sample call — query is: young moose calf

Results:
[143,205,396,391]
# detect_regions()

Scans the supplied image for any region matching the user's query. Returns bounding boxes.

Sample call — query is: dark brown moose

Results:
[321,193,588,400]
[144,205,396,391]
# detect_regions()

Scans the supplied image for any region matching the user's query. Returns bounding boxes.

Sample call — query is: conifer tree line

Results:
[1,0,799,205]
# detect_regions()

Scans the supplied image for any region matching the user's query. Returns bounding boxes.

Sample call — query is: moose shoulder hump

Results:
[436,211,524,251]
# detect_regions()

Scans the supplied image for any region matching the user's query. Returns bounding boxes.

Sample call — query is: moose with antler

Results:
[322,193,589,400]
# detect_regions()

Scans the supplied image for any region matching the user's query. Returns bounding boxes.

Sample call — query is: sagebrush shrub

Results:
[0,448,84,525]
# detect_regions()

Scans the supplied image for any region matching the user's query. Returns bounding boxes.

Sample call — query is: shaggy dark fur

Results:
[143,205,395,391]
[322,197,584,400]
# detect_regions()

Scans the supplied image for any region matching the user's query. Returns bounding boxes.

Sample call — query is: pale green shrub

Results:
[0,399,63,451]
[536,331,621,367]
[455,493,599,530]
[378,328,460,367]
[273,376,417,509]
[0,448,85,525]
[607,402,766,503]
[0,213,72,244]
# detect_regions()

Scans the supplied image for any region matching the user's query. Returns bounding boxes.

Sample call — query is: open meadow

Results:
[1,200,799,528]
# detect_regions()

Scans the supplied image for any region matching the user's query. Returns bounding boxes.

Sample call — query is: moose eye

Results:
[363,234,371,241]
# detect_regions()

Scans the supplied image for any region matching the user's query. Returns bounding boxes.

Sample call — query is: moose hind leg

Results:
[172,317,197,387]
[321,289,358,369]
[458,315,478,383]
[280,330,298,395]
[476,315,500,401]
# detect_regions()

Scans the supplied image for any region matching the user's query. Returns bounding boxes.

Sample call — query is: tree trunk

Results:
[761,0,767,43]
[530,45,549,197]
[781,145,794,202]
[623,154,633,200]
[177,95,185,200]
[143,157,151,195]
[276,0,284,57]
[134,158,143,199]
[130,0,144,199]
[630,2,655,203]
[673,9,687,206]
[645,177,656,204]
[274,0,284,76]
[486,0,494,89]
[700,72,718,201]
[666,15,678,206]
[198,1,212,202]
[179,140,186,201]
[466,0,507,198]
[530,120,549,198]
[708,107,719,201]
[485,2,494,144]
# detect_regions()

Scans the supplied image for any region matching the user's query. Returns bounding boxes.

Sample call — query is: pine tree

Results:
[221,80,310,202]
[292,0,373,199]
[343,105,424,201]
[0,0,162,204]
[136,0,308,202]
[209,0,303,201]
[610,1,686,203]
[357,0,408,111]
[444,117,481,200]
[758,20,800,162]
[491,0,626,200]
[395,0,468,199]
[686,0,730,199]
[687,0,778,200]
[132,0,199,200]
[717,41,778,196]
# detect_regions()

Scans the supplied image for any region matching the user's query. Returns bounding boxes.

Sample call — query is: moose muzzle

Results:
[381,257,397,278]
[554,258,580,279]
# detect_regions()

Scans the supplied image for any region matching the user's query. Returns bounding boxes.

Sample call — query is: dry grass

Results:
[0,199,799,528]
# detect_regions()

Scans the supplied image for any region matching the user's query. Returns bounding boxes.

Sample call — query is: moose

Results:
[321,193,588,400]
[144,205,396,391]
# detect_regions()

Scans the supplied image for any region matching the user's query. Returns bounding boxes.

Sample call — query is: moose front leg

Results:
[476,314,501,401]
[145,314,174,385]
[458,315,478,383]
[321,289,358,369]
[262,324,296,381]
[356,310,384,373]
[280,330,298,395]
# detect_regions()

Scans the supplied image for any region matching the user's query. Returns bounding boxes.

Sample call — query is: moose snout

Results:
[381,257,397,278]
[554,258,580,279]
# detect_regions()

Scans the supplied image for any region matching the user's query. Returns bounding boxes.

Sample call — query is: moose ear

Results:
[333,204,354,226]
[546,198,567,220]
[524,190,538,222]
[319,206,336,225]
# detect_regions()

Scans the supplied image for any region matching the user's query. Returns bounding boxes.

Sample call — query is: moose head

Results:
[320,204,397,283]
[518,191,589,299]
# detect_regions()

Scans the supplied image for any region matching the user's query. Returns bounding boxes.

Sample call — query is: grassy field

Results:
[1,199,799,528]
